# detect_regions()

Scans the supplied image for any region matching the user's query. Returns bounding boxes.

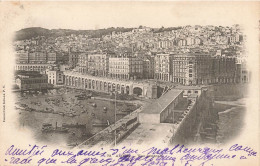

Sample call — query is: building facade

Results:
[138,89,183,124]
[28,52,47,64]
[143,56,155,79]
[69,52,81,68]
[154,53,173,81]
[109,53,143,80]
[15,50,29,64]
[172,53,237,85]
[78,53,88,74]
[47,52,63,64]
[15,74,51,91]
[235,60,250,83]
[46,69,64,86]
[87,53,108,77]
[14,64,54,73]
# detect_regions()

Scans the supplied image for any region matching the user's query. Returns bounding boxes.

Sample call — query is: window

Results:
[195,91,198,93]
[189,74,192,77]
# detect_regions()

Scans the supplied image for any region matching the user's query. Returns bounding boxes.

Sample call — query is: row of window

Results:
[21,79,47,84]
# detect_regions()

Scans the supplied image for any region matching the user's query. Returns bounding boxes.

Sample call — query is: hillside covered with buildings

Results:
[14,25,249,93]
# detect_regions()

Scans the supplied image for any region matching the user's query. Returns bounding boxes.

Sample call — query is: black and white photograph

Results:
[0,1,259,166]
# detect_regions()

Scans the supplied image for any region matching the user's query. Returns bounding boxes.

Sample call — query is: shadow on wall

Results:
[208,84,248,101]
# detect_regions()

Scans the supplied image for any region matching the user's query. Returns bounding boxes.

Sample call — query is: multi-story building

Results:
[88,53,108,77]
[46,69,64,86]
[15,72,51,91]
[78,53,88,74]
[14,64,53,73]
[172,53,237,85]
[212,55,237,84]
[143,56,155,79]
[15,50,29,64]
[173,53,214,85]
[28,52,47,64]
[235,58,250,83]
[109,53,143,80]
[240,63,250,83]
[69,51,81,68]
[47,52,63,64]
[154,53,173,82]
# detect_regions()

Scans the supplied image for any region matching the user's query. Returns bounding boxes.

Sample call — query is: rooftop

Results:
[121,123,174,146]
[15,71,43,78]
[174,98,188,110]
[176,85,207,90]
[140,89,183,114]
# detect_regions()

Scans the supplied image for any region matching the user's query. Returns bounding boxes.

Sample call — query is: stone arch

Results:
[85,79,88,89]
[112,83,116,92]
[65,76,68,86]
[104,82,107,91]
[126,86,130,95]
[92,80,95,89]
[69,76,72,86]
[72,77,75,86]
[74,77,77,87]
[117,84,121,92]
[81,78,85,88]
[88,79,91,89]
[133,87,143,96]
[100,81,103,91]
[108,82,112,92]
[96,80,99,90]
[77,77,81,87]
[121,85,125,94]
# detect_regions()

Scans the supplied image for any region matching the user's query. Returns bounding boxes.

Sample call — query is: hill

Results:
[14,27,134,41]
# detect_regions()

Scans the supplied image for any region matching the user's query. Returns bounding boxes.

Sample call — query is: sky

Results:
[1,1,259,31]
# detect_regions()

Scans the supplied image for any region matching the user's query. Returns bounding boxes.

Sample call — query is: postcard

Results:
[0,1,259,166]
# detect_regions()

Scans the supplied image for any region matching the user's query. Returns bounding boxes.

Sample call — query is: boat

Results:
[68,113,76,117]
[58,112,65,116]
[62,123,86,128]
[54,127,69,133]
[41,123,69,133]
[205,136,215,140]
[41,123,53,132]
[92,123,109,127]
[67,143,78,147]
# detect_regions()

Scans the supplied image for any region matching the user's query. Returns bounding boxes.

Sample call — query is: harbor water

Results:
[215,98,246,144]
[15,88,139,146]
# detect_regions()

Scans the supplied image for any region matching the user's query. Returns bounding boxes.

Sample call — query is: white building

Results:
[46,69,64,86]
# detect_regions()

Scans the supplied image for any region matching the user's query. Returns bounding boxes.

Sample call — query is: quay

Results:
[77,85,214,147]
[77,106,144,148]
